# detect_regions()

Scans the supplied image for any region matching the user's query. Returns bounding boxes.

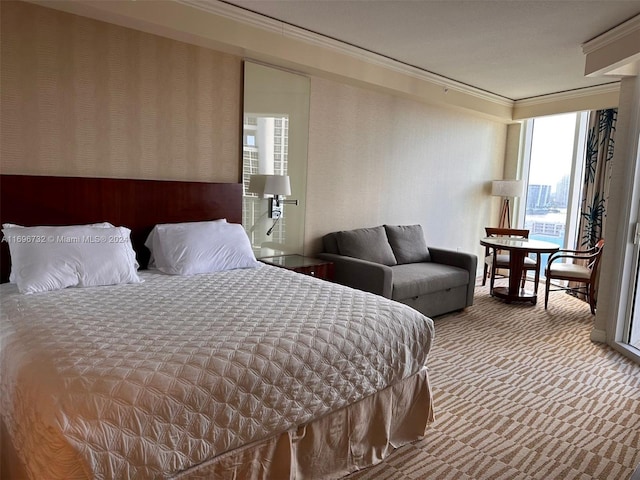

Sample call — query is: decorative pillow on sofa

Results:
[336,226,397,266]
[384,224,431,264]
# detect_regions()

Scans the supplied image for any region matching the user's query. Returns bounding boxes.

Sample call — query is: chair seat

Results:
[547,263,591,280]
[485,254,537,268]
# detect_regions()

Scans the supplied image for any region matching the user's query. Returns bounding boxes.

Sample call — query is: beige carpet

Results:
[347,282,640,480]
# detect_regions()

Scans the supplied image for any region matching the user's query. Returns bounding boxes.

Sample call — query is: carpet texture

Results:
[347,282,640,480]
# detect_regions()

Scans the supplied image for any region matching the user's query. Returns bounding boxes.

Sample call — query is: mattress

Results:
[1,266,435,479]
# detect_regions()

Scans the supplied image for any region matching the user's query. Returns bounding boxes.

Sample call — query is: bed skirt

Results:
[173,367,434,479]
[2,367,433,480]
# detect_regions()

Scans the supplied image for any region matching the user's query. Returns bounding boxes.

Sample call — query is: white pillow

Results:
[2,224,141,294]
[3,222,114,283]
[144,219,227,268]
[145,220,260,275]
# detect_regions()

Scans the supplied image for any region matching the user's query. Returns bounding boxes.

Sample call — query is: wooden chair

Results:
[544,239,605,314]
[483,227,540,294]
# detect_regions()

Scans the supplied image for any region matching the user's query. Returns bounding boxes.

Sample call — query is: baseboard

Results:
[590,328,607,343]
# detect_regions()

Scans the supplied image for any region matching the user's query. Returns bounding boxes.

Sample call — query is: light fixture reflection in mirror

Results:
[248,174,298,235]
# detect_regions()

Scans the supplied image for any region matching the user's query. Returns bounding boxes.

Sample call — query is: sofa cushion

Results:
[336,226,397,266]
[390,262,469,301]
[384,224,431,264]
[322,232,340,254]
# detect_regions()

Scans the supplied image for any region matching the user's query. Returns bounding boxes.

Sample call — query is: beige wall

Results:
[0,1,242,182]
[305,77,507,259]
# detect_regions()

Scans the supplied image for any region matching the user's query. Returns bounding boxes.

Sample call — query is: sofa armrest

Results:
[428,247,478,307]
[317,253,393,298]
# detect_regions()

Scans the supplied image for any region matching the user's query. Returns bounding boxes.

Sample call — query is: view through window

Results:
[524,113,582,270]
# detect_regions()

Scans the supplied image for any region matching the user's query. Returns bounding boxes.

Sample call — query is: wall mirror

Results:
[242,61,310,258]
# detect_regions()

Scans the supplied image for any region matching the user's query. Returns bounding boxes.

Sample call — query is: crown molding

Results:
[179,0,285,34]
[514,82,620,108]
[178,0,513,109]
[582,13,640,54]
[512,83,620,120]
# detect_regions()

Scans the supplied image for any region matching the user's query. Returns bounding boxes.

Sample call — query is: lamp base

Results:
[499,198,511,229]
[268,197,282,219]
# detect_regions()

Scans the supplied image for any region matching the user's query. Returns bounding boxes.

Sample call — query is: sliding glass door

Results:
[626,137,640,352]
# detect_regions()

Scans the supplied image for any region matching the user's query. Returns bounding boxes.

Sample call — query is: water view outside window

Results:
[524,113,580,270]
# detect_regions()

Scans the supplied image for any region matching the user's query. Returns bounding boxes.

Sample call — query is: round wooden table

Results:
[480,237,560,304]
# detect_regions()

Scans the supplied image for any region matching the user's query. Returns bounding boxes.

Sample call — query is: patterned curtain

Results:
[570,108,616,303]
[577,108,617,249]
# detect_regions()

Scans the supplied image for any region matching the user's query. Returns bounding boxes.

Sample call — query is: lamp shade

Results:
[264,175,291,196]
[491,180,524,198]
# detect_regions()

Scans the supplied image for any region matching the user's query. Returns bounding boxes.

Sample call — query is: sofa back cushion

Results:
[322,232,340,254]
[384,224,431,264]
[336,226,397,266]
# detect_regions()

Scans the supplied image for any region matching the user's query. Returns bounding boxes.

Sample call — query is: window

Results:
[522,112,587,271]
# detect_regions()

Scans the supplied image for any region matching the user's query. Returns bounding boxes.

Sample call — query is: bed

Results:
[0,175,435,479]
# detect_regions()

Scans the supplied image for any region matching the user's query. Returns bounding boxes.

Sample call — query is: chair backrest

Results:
[589,239,605,282]
[485,227,530,239]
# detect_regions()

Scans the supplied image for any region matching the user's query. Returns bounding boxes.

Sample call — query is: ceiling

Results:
[221,0,640,101]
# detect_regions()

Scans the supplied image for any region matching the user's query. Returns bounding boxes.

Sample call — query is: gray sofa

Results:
[318,224,477,317]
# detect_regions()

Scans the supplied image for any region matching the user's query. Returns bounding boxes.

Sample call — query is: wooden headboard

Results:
[0,175,243,283]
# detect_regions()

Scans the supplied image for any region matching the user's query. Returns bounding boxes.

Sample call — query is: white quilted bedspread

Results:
[1,266,434,479]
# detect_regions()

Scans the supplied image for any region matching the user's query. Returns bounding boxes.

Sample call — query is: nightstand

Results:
[259,254,335,281]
